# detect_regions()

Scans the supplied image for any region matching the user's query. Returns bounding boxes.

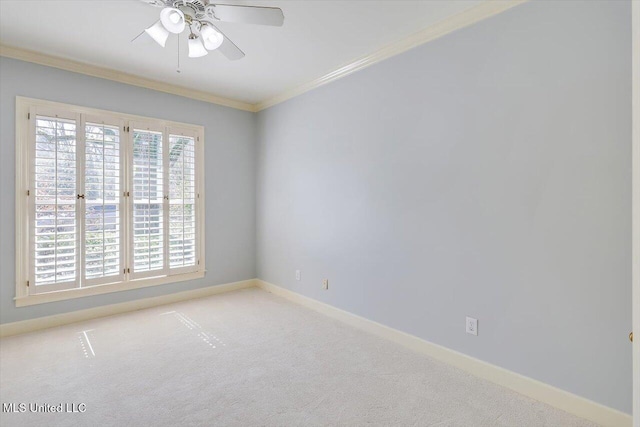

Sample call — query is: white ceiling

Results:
[0,0,482,105]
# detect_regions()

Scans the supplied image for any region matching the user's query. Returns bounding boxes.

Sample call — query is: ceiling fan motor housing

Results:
[174,0,207,20]
[140,0,284,60]
[142,0,208,19]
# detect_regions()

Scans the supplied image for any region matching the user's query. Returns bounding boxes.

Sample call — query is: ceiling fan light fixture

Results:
[160,7,186,34]
[139,0,285,61]
[145,20,170,47]
[200,24,224,50]
[169,12,181,24]
[188,35,208,58]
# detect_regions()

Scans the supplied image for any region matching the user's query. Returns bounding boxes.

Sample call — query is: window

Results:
[16,98,205,306]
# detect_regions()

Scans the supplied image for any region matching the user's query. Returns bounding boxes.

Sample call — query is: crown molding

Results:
[0,44,257,112]
[253,0,528,111]
[0,0,527,113]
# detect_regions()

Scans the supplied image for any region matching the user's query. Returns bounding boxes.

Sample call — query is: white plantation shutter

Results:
[31,110,81,293]
[168,131,198,273]
[130,124,167,278]
[82,117,125,286]
[18,98,204,302]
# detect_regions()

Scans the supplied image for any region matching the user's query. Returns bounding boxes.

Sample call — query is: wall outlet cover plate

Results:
[466,316,478,336]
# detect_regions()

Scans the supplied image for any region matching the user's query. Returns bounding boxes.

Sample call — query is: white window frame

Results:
[15,97,206,307]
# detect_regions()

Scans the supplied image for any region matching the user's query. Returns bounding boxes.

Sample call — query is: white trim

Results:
[0,1,527,113]
[17,96,205,132]
[253,0,528,111]
[256,279,632,427]
[15,101,29,301]
[1,279,257,337]
[631,1,640,426]
[0,44,256,112]
[15,270,206,307]
[2,278,632,426]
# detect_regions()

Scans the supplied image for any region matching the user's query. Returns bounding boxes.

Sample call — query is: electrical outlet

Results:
[295,270,301,281]
[466,317,478,336]
[322,279,329,290]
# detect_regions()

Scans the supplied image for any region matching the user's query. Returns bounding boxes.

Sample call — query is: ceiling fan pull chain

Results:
[139,0,281,60]
[130,29,146,43]
[177,32,181,73]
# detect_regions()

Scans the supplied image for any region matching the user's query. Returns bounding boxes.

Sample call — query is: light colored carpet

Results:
[0,288,596,426]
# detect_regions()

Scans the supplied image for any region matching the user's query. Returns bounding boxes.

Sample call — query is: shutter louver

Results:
[132,128,165,275]
[169,134,197,271]
[84,122,123,284]
[33,115,79,290]
[22,100,204,301]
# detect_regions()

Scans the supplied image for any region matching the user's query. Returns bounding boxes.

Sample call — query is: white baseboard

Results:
[1,277,631,426]
[0,279,257,338]
[256,279,631,427]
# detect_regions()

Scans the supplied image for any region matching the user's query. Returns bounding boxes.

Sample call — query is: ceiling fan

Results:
[139,0,284,60]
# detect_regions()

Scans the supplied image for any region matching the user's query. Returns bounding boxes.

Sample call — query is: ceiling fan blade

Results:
[140,0,170,7]
[206,4,284,26]
[209,24,245,60]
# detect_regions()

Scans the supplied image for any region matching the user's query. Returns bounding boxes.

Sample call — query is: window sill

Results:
[15,271,206,307]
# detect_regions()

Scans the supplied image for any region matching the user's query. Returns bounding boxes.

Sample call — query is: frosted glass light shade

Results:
[160,7,185,34]
[188,36,208,58]
[145,20,170,48]
[200,25,224,50]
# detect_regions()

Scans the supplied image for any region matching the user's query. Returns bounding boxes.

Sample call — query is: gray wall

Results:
[0,0,632,415]
[256,0,632,413]
[0,57,257,324]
